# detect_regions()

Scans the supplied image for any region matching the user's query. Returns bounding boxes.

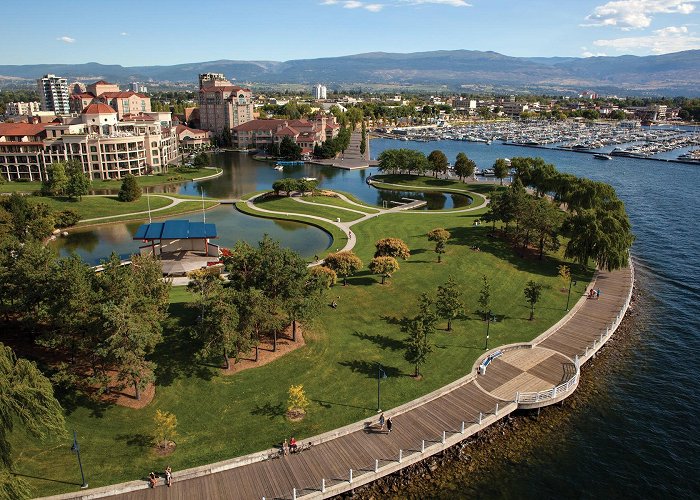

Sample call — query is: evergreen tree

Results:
[117,174,142,202]
[65,161,91,200]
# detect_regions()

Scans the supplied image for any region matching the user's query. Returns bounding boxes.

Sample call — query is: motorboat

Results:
[593,153,613,160]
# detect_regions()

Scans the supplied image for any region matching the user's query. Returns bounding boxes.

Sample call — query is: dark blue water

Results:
[369,138,700,497]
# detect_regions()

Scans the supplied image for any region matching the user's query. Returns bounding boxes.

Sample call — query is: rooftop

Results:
[134,220,218,240]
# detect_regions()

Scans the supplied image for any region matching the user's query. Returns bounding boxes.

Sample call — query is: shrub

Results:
[54,209,81,228]
[117,174,142,202]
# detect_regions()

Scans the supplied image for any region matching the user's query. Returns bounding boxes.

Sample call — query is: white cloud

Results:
[320,0,339,4]
[584,0,697,30]
[322,0,470,10]
[56,36,75,43]
[344,0,363,7]
[365,3,384,11]
[593,25,700,53]
[120,32,129,36]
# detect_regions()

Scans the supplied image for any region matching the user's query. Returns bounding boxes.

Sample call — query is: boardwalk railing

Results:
[580,261,635,364]
[516,355,580,405]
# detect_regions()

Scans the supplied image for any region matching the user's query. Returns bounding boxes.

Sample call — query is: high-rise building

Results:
[313,84,327,100]
[198,74,254,135]
[37,74,70,114]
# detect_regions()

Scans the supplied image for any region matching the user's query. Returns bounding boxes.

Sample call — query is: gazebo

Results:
[133,219,221,275]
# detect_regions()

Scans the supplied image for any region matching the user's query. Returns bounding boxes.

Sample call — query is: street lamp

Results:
[566,279,578,311]
[484,310,492,351]
[377,364,387,412]
[70,430,88,489]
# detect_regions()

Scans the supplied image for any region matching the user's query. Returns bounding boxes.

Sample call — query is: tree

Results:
[0,343,65,498]
[323,251,363,286]
[374,237,410,260]
[524,281,543,320]
[427,150,449,178]
[193,152,210,167]
[427,228,451,263]
[279,136,302,160]
[493,158,510,185]
[65,161,91,200]
[478,275,491,319]
[197,284,240,369]
[454,152,476,181]
[436,276,463,331]
[287,384,310,419]
[309,266,337,290]
[403,293,436,378]
[360,120,367,158]
[368,256,399,284]
[41,161,68,196]
[235,288,283,360]
[153,409,178,450]
[117,174,142,202]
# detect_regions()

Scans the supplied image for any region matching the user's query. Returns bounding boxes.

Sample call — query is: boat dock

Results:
[50,263,634,500]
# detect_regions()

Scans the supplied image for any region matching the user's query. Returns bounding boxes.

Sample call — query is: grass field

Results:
[0,167,221,194]
[13,180,593,496]
[254,196,365,222]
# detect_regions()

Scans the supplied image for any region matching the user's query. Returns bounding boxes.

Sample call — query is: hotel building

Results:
[198,73,254,135]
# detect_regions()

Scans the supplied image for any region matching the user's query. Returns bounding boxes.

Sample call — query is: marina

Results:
[375,120,700,165]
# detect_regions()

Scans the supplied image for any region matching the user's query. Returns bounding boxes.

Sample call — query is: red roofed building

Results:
[176,125,211,151]
[198,74,254,137]
[86,79,120,96]
[0,123,47,181]
[231,115,339,151]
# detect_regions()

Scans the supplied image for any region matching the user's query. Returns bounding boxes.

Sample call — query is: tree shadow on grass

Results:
[312,399,375,411]
[338,359,402,379]
[12,473,82,487]
[251,401,285,420]
[54,382,111,419]
[115,433,153,450]
[353,331,405,352]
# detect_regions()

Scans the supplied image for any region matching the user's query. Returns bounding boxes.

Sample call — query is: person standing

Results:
[165,466,172,487]
[387,417,393,434]
[379,412,385,431]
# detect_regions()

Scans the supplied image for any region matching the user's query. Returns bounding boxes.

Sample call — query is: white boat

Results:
[274,165,284,171]
[593,154,613,160]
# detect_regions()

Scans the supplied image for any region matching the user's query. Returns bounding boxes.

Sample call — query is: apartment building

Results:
[37,74,70,114]
[0,106,178,182]
[198,74,254,135]
[69,79,151,119]
[5,101,41,116]
[231,115,339,151]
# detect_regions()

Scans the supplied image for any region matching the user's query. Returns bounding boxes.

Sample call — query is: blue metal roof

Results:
[133,220,217,240]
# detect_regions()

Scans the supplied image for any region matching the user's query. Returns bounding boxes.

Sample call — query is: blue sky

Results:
[5,0,700,65]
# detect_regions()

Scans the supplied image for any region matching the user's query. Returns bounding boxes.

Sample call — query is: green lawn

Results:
[306,194,381,213]
[76,200,220,226]
[254,196,365,222]
[33,195,172,220]
[0,167,221,194]
[371,174,497,206]
[13,188,593,496]
[236,200,349,255]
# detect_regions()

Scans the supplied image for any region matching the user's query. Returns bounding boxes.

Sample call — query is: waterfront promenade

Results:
[46,263,633,500]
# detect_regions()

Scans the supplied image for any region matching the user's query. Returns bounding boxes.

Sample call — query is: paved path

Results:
[47,264,633,500]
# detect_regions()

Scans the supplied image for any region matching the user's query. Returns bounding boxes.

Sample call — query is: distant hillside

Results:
[2,49,699,96]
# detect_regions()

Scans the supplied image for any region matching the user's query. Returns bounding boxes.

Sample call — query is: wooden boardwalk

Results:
[46,266,633,500]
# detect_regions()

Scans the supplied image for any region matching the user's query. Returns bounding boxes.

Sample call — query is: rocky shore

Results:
[343,288,642,499]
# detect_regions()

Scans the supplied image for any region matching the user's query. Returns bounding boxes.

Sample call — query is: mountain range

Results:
[2,49,699,96]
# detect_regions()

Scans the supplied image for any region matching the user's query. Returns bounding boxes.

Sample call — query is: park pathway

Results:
[46,263,634,500]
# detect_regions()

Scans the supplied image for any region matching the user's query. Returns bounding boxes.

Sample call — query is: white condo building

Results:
[37,74,70,114]
[313,84,327,100]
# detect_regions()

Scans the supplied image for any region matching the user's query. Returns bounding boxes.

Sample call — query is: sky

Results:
[4,0,700,66]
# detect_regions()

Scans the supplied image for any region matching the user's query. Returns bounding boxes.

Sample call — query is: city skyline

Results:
[4,0,700,66]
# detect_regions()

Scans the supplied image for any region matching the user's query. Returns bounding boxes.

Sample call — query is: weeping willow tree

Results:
[0,343,65,499]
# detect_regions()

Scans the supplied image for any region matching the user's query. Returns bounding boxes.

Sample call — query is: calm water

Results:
[370,138,700,498]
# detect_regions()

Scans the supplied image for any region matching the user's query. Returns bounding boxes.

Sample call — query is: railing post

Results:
[293,488,297,500]
[515,391,520,403]
[553,386,558,397]
[461,421,465,433]
[421,440,425,452]
[399,449,403,463]
[479,412,483,424]
[321,478,326,493]
[349,469,353,484]
[495,403,499,415]
[442,431,446,444]
[375,459,379,472]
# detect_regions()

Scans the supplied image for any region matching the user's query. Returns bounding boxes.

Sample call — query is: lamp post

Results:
[484,310,492,351]
[70,430,88,489]
[377,364,387,412]
[566,279,577,311]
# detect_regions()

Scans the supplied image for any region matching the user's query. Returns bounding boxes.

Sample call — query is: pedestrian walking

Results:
[596,288,601,300]
[165,466,172,487]
[379,412,385,431]
[387,417,393,434]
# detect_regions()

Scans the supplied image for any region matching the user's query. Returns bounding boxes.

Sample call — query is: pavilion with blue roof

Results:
[134,219,221,275]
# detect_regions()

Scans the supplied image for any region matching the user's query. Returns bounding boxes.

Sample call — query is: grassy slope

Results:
[14,188,592,496]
